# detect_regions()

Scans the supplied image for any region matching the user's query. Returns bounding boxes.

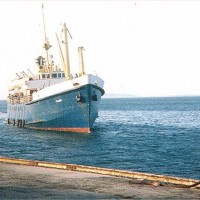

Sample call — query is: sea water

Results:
[0,97,200,180]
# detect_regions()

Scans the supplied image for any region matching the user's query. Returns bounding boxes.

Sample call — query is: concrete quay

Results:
[0,157,200,199]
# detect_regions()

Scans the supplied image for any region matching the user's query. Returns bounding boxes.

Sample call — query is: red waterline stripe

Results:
[29,127,91,133]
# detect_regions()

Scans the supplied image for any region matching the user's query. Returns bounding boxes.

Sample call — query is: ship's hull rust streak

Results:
[0,157,199,188]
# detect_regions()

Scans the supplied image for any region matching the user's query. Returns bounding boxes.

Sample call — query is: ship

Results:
[7,6,105,133]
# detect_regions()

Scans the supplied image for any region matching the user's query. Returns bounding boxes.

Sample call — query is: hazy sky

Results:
[1,1,200,99]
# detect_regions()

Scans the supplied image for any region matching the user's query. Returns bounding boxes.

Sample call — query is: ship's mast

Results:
[63,23,71,79]
[78,47,85,76]
[42,4,51,69]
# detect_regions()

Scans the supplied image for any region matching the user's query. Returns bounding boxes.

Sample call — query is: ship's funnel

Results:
[78,47,85,76]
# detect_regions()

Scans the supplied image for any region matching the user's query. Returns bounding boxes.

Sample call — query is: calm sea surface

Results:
[0,97,200,180]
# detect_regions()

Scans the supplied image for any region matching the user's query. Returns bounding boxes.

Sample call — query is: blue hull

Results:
[7,84,104,133]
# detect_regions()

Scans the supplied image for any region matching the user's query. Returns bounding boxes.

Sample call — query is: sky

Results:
[1,1,200,99]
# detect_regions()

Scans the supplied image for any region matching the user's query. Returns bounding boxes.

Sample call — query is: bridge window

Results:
[52,73,57,78]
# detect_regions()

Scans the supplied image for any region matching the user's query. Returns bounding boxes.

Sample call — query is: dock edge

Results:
[0,156,199,189]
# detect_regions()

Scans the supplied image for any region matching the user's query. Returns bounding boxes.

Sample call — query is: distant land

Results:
[103,93,137,98]
[102,94,200,98]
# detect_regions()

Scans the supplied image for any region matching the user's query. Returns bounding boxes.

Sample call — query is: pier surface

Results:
[0,162,200,199]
